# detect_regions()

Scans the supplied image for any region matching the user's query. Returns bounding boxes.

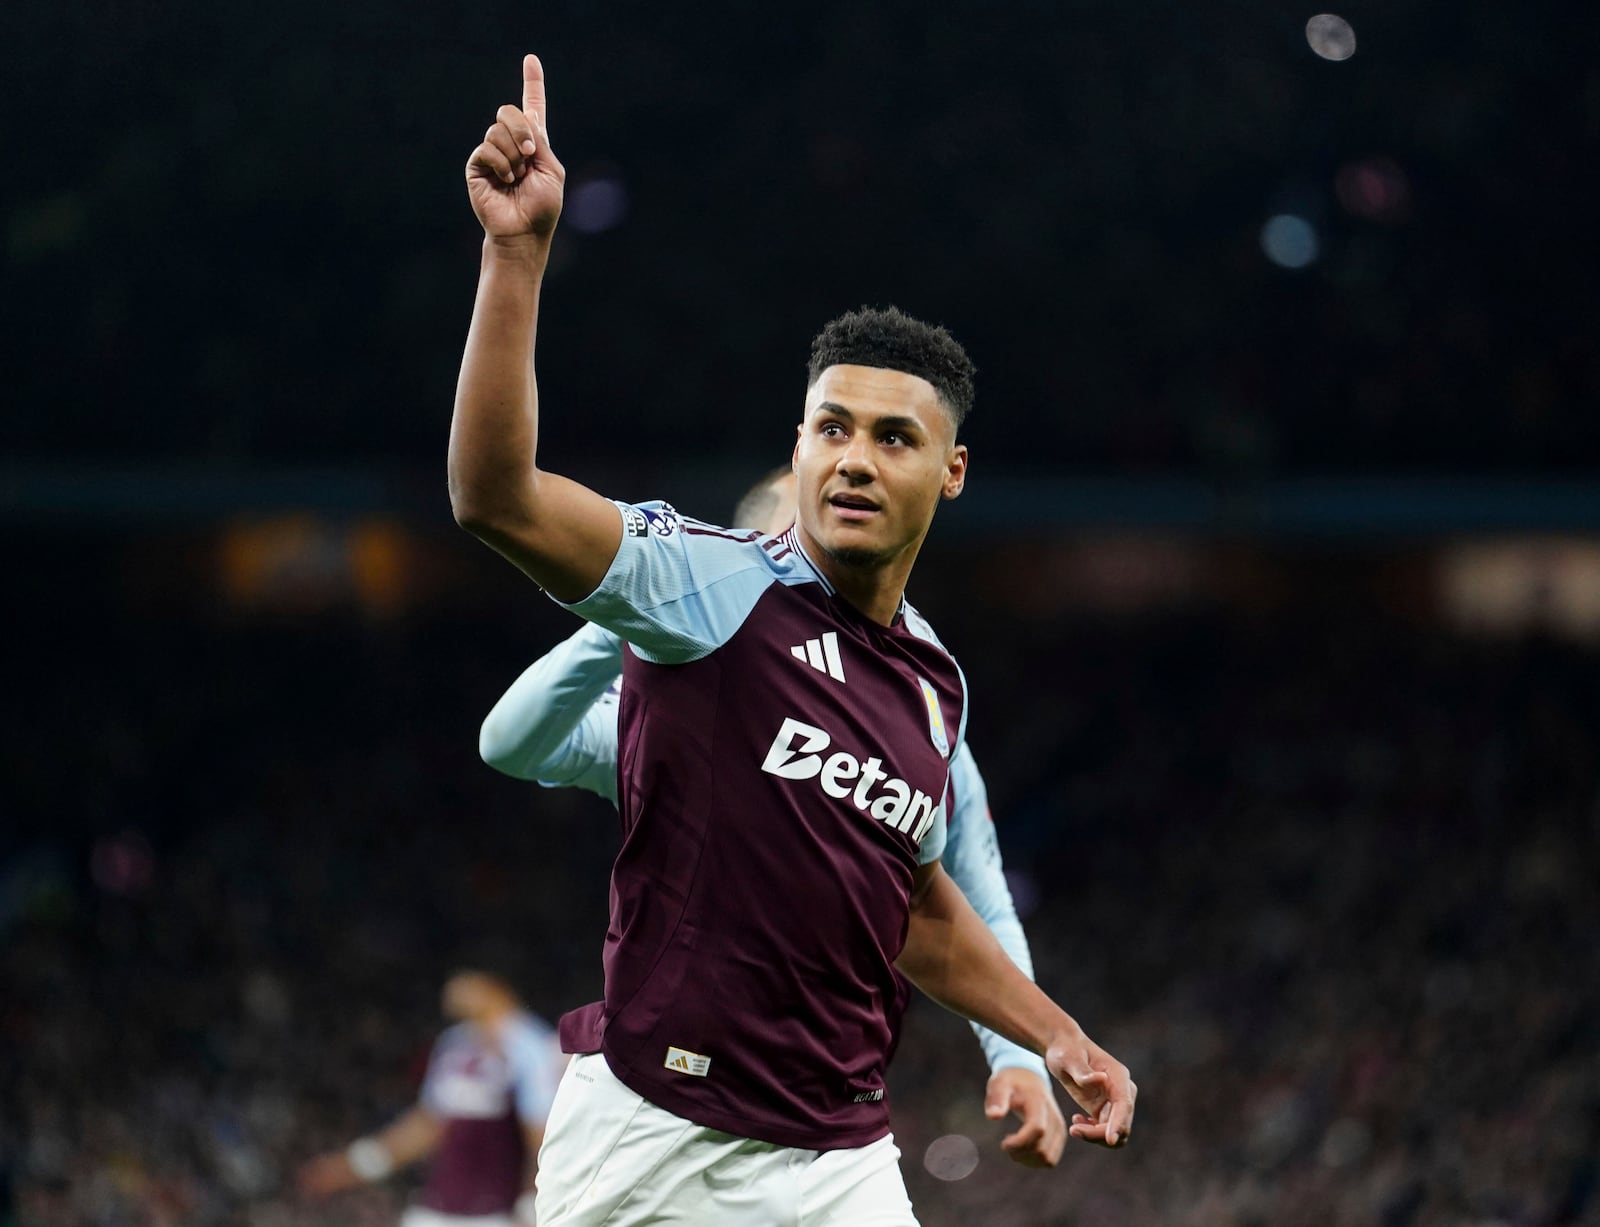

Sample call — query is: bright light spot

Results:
[923,1134,979,1182]
[566,175,628,235]
[1306,14,1356,60]
[1260,214,1320,269]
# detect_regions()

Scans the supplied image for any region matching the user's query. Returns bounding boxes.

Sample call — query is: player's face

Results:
[792,365,967,569]
[442,971,499,1021]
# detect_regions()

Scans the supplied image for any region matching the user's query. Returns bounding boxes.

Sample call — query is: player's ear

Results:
[791,426,802,469]
[941,444,968,501]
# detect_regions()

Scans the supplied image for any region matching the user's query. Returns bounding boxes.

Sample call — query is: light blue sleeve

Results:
[942,742,1049,1081]
[537,691,621,803]
[502,1012,567,1126]
[554,502,779,665]
[478,621,623,804]
[416,1028,452,1115]
[916,798,948,866]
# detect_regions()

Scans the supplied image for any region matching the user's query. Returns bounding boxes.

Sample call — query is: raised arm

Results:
[449,54,621,602]
[897,862,1136,1150]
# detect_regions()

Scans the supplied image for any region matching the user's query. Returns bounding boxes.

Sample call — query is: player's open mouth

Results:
[828,494,881,522]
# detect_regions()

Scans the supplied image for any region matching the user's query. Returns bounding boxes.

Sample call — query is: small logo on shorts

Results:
[852,1089,885,1102]
[664,1046,711,1077]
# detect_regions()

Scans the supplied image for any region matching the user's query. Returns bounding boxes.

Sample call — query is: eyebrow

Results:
[813,402,926,436]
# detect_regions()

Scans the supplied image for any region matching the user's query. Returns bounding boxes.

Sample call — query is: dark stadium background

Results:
[3,0,1597,1223]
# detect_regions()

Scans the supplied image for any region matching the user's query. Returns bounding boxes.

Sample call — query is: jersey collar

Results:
[786,529,908,626]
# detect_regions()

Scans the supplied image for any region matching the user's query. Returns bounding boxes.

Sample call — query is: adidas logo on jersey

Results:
[790,631,846,682]
[663,1046,711,1077]
[760,718,938,843]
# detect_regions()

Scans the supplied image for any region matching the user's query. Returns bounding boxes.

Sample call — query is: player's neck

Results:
[832,574,907,626]
[799,528,918,627]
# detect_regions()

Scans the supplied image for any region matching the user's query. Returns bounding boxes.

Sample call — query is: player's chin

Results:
[818,531,893,570]
[819,516,890,551]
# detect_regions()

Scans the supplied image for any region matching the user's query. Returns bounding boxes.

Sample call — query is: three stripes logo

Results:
[663,1046,712,1077]
[790,631,846,682]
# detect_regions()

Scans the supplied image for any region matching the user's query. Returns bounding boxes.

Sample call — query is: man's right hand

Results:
[465,54,566,242]
[295,1151,360,1198]
[1046,1032,1137,1150]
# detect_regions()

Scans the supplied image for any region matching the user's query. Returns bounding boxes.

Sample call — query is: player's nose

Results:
[835,435,878,480]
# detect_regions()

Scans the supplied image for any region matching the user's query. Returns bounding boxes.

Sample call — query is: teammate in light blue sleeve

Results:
[479,468,1069,1169]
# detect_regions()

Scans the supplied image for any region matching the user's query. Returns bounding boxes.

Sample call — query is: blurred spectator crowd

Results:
[2,559,1596,1226]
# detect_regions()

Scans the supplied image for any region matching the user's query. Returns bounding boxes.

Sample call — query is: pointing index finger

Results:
[522,53,548,130]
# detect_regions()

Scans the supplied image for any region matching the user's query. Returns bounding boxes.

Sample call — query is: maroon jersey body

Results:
[558,513,966,1149]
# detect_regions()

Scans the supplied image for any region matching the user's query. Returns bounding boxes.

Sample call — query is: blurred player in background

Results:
[479,466,1071,1169]
[297,971,564,1226]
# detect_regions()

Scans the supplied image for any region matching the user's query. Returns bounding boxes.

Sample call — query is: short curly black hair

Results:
[807,306,976,429]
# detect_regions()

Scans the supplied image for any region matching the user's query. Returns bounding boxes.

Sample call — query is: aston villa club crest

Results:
[918,677,949,757]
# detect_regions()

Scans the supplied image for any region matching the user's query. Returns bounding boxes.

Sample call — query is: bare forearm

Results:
[901,868,1138,1150]
[446,236,621,598]
[448,237,550,532]
[898,867,1083,1057]
[376,1106,445,1169]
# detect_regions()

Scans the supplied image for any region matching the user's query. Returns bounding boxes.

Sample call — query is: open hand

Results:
[465,54,566,241]
[984,1066,1068,1167]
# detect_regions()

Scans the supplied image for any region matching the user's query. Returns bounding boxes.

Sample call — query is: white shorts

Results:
[400,1208,513,1227]
[535,1052,917,1226]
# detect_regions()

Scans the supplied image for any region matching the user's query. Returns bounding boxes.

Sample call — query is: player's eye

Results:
[820,421,846,438]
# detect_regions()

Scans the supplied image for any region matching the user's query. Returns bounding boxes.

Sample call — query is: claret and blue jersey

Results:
[552,501,968,1150]
[415,1013,563,1216]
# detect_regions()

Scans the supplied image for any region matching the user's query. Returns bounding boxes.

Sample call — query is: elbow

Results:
[479,713,544,780]
[478,715,523,777]
[447,462,540,539]
[477,716,507,770]
[448,478,500,538]
[448,490,533,553]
